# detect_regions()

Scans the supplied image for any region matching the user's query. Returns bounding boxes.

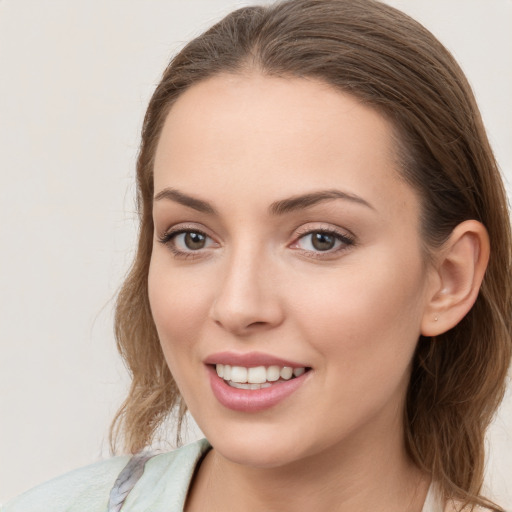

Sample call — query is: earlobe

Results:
[421,220,490,337]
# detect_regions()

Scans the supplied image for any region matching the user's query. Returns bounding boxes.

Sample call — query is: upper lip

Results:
[204,351,309,368]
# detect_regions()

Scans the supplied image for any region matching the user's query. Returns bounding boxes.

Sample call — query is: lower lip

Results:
[208,366,310,412]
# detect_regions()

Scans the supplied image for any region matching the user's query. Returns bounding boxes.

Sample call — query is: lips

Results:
[205,352,311,412]
[204,351,307,368]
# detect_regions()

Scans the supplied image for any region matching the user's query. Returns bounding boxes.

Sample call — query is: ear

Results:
[421,220,490,337]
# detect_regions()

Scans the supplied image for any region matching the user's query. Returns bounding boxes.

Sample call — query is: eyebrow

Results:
[153,187,374,215]
[269,189,375,215]
[154,188,217,214]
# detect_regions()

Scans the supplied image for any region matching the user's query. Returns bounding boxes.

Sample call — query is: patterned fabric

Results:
[1,439,210,512]
[107,452,156,512]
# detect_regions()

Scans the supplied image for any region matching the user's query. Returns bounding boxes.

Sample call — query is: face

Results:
[149,73,434,469]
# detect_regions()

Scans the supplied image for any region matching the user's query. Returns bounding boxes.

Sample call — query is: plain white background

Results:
[0,0,510,506]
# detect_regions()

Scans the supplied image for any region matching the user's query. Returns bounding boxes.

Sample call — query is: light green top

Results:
[2,439,211,512]
[2,438,445,512]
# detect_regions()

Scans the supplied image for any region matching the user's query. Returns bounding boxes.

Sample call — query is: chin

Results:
[212,436,303,469]
[196,414,330,470]
[193,416,286,465]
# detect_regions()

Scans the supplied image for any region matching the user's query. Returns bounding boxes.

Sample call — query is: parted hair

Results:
[110,1,512,510]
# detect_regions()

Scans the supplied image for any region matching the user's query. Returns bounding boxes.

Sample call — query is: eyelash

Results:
[157,226,356,260]
[292,227,355,259]
[158,226,213,260]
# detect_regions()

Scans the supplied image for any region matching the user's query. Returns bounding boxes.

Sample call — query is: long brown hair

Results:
[110,1,512,509]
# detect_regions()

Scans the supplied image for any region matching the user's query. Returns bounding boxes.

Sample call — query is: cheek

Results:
[291,253,427,388]
[286,262,427,439]
[148,255,212,367]
[148,256,219,414]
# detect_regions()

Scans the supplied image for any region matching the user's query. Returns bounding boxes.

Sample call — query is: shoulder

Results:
[119,438,211,511]
[2,439,211,512]
[1,455,131,512]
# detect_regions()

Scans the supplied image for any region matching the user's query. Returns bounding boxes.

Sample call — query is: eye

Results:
[292,228,355,256]
[175,231,209,251]
[301,232,339,251]
[158,227,218,258]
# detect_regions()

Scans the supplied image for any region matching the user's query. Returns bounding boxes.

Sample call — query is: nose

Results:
[209,246,285,336]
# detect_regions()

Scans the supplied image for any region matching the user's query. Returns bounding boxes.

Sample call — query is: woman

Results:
[4,0,510,511]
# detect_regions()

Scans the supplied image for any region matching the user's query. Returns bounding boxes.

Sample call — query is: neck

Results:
[186,406,430,512]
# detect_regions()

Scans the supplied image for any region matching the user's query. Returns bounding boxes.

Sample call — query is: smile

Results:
[207,360,311,412]
[216,364,306,389]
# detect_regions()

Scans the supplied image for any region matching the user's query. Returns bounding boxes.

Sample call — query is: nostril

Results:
[247,321,267,328]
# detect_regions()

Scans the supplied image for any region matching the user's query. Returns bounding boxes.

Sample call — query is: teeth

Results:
[215,364,307,385]
[293,367,305,377]
[229,381,273,390]
[267,366,280,381]
[248,366,267,384]
[280,367,293,380]
[230,366,248,383]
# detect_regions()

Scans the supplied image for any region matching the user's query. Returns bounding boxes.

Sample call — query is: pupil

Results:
[185,232,206,250]
[312,232,335,251]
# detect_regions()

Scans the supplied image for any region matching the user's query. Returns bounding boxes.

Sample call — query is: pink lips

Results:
[204,351,306,368]
[205,351,311,413]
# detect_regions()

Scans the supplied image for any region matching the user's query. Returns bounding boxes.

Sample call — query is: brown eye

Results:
[184,232,207,250]
[293,229,355,256]
[159,229,216,255]
[311,232,336,251]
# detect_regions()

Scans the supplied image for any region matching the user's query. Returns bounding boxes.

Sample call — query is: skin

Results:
[148,73,452,511]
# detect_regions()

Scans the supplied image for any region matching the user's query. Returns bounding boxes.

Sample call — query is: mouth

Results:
[206,355,312,412]
[214,364,309,390]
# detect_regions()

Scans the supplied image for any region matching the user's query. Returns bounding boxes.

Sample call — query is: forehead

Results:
[153,73,418,221]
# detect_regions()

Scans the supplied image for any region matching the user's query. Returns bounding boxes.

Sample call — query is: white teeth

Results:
[280,367,293,380]
[247,366,267,384]
[230,366,248,383]
[266,366,281,382]
[229,381,272,390]
[214,364,307,385]
[293,367,305,377]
